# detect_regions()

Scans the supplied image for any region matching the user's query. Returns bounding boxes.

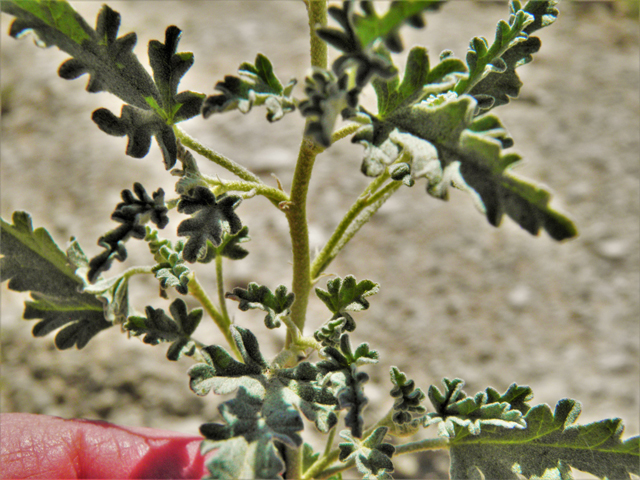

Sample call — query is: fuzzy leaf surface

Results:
[2,2,202,168]
[357,92,577,240]
[188,327,338,433]
[88,183,168,282]
[226,282,294,329]
[338,427,395,480]
[2,1,155,108]
[448,399,640,480]
[199,387,293,480]
[426,378,528,438]
[316,275,379,315]
[202,53,296,122]
[1,212,110,349]
[177,187,243,263]
[389,367,427,428]
[464,0,559,112]
[124,298,202,360]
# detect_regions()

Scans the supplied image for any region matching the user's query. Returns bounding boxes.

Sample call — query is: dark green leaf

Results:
[226,282,294,329]
[177,187,243,263]
[199,387,293,480]
[2,3,203,168]
[2,2,156,109]
[357,94,577,240]
[215,226,251,261]
[88,183,168,282]
[298,68,353,148]
[461,1,559,113]
[449,398,640,480]
[123,298,202,361]
[147,25,205,123]
[316,275,380,315]
[389,367,427,427]
[202,53,296,122]
[1,212,111,349]
[314,314,357,348]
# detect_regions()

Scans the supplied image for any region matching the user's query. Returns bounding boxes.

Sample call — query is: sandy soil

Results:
[1,2,638,478]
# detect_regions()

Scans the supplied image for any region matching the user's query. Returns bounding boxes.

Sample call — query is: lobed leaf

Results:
[199,387,293,480]
[177,187,243,263]
[426,378,528,438]
[202,53,296,122]
[462,0,560,113]
[389,366,427,427]
[2,2,203,168]
[124,298,202,361]
[226,282,294,329]
[316,275,380,315]
[357,92,577,240]
[88,183,168,282]
[449,398,640,480]
[1,212,111,349]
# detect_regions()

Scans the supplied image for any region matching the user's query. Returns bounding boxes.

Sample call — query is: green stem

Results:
[310,180,401,280]
[120,266,155,279]
[215,253,231,327]
[284,444,303,480]
[188,273,240,359]
[307,0,328,70]
[174,126,262,184]
[201,175,290,204]
[285,0,328,343]
[286,137,320,338]
[393,436,449,456]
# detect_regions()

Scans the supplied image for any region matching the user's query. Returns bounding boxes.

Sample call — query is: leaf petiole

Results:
[201,175,290,204]
[174,126,263,184]
[186,272,240,359]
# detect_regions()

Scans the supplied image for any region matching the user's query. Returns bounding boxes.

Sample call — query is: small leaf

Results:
[226,282,295,329]
[88,183,168,282]
[316,275,380,315]
[199,387,294,480]
[389,367,427,426]
[338,427,395,479]
[177,187,243,263]
[202,53,296,122]
[123,298,202,361]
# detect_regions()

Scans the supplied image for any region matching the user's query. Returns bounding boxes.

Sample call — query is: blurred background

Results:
[1,2,638,477]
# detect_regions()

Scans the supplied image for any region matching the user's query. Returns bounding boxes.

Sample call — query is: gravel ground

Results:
[1,2,638,478]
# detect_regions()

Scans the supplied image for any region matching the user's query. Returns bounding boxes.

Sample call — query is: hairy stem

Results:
[215,253,231,328]
[286,137,321,338]
[286,0,328,341]
[187,273,240,359]
[174,126,262,184]
[394,436,449,456]
[310,179,401,280]
[202,176,290,204]
[284,443,303,480]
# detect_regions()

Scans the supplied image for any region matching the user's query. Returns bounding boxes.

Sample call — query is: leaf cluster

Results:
[202,53,296,122]
[314,276,379,346]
